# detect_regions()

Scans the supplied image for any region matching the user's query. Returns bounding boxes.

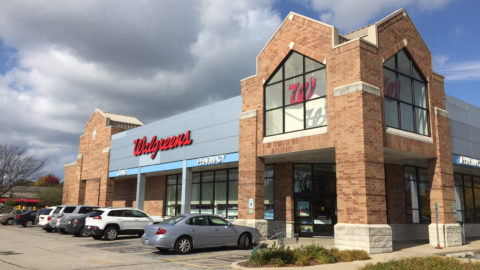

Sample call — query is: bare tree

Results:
[0,145,46,197]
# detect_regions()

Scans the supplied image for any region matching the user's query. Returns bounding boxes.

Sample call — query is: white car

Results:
[42,206,61,232]
[84,208,154,240]
[37,207,54,226]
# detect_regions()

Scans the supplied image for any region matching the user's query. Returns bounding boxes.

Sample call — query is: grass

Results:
[247,243,370,267]
[360,256,480,270]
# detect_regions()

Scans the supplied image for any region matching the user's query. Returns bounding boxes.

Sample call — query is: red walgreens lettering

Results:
[133,130,193,159]
[288,76,317,104]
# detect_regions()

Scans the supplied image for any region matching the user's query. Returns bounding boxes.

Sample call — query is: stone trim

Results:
[240,110,257,120]
[386,127,433,143]
[102,147,110,153]
[77,154,83,159]
[435,107,449,119]
[63,162,77,167]
[333,81,381,97]
[428,223,461,247]
[334,223,392,254]
[263,126,327,144]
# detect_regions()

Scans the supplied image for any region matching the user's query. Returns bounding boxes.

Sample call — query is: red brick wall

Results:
[84,179,100,206]
[385,164,406,224]
[274,163,294,222]
[112,178,136,208]
[144,175,166,216]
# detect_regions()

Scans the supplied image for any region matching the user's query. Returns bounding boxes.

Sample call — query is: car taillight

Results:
[16,215,20,219]
[93,216,102,220]
[73,220,79,224]
[156,228,167,235]
[48,216,52,221]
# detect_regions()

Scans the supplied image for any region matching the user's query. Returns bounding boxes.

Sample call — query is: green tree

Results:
[36,186,63,206]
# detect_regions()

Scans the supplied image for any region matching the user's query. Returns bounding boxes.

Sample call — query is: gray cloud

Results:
[0,0,281,179]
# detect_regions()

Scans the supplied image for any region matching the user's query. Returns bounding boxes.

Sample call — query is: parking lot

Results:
[0,225,250,270]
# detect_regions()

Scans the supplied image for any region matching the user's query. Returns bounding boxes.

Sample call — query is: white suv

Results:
[84,208,154,240]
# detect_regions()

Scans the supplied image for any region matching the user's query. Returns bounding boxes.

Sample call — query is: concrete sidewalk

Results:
[232,237,480,270]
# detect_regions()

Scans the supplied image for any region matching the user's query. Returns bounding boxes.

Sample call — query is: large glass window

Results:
[264,51,326,136]
[404,166,431,224]
[190,169,238,219]
[264,165,274,220]
[454,173,480,223]
[383,49,429,136]
[165,174,182,216]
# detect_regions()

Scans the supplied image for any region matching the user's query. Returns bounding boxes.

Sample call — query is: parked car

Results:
[50,205,98,232]
[36,207,54,227]
[43,206,62,232]
[141,214,261,254]
[84,208,154,240]
[0,209,26,225]
[15,210,38,227]
[65,216,88,236]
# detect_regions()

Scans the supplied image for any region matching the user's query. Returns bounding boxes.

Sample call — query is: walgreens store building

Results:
[63,9,480,253]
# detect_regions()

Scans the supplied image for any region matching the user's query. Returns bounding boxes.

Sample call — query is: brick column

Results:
[237,109,267,236]
[333,82,392,253]
[428,107,461,247]
[274,163,294,237]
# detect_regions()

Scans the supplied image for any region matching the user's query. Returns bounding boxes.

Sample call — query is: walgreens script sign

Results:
[133,131,193,159]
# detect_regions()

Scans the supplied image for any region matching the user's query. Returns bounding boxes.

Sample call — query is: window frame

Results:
[404,166,431,224]
[454,173,480,223]
[184,168,239,219]
[264,51,327,137]
[383,49,430,136]
[164,174,182,216]
[264,165,275,220]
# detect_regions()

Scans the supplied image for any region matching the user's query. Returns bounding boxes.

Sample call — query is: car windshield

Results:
[39,209,53,215]
[53,207,63,214]
[88,210,104,217]
[160,216,185,225]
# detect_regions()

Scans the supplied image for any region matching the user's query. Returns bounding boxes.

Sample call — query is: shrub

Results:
[248,244,370,267]
[360,256,480,270]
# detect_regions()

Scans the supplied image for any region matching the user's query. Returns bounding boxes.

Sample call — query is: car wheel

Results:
[76,227,85,237]
[25,220,33,227]
[238,233,252,249]
[93,235,103,240]
[6,219,14,225]
[174,236,192,254]
[104,226,118,241]
[156,247,169,253]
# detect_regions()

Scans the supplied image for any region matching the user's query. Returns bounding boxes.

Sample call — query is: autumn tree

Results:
[0,145,46,197]
[35,174,61,187]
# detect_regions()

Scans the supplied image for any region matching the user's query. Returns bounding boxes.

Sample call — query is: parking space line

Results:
[162,259,217,269]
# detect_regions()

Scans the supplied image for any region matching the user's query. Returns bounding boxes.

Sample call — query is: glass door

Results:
[294,164,336,237]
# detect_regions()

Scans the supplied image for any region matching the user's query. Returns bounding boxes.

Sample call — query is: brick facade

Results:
[239,9,460,251]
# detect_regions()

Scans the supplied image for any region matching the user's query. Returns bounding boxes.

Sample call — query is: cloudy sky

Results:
[0,0,478,180]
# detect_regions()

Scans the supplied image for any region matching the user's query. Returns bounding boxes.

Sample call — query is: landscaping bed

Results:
[242,244,370,267]
[360,256,480,270]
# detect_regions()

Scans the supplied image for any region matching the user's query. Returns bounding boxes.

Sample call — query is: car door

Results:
[185,216,213,248]
[208,216,237,246]
[129,210,151,232]
[107,210,127,231]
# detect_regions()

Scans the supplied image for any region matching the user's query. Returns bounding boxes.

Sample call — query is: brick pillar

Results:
[274,163,294,237]
[62,155,83,205]
[428,107,461,247]
[237,110,267,236]
[333,82,392,253]
[385,164,406,224]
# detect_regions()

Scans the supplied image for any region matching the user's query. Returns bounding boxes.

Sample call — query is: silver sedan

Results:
[141,214,261,254]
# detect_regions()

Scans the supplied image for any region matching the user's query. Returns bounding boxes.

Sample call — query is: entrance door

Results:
[294,164,336,237]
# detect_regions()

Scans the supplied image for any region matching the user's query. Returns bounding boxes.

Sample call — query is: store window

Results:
[264,165,274,220]
[454,173,480,223]
[404,166,431,223]
[190,169,238,219]
[383,49,429,136]
[165,174,182,216]
[264,51,327,136]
